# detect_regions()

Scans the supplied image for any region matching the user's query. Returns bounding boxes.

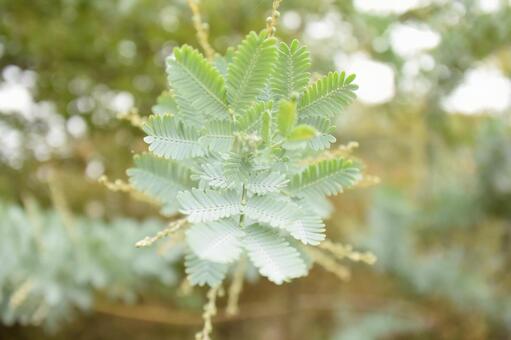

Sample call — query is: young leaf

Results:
[298,71,358,120]
[271,40,311,100]
[277,99,297,136]
[167,45,229,120]
[143,115,205,160]
[288,124,317,141]
[299,115,336,150]
[226,31,277,113]
[186,219,245,263]
[236,101,273,133]
[289,158,362,197]
[185,251,228,287]
[243,224,307,284]
[177,189,242,223]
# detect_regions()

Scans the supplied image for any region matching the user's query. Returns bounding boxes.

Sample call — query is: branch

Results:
[187,0,215,60]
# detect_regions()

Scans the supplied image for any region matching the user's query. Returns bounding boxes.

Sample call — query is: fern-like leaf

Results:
[177,189,242,223]
[289,159,362,197]
[151,92,178,115]
[243,224,307,284]
[127,153,195,213]
[244,196,296,229]
[186,219,244,263]
[246,171,288,195]
[298,72,357,120]
[271,40,311,100]
[226,31,277,113]
[185,251,228,287]
[199,120,234,153]
[197,162,234,190]
[143,114,205,160]
[236,101,273,133]
[167,45,229,120]
[285,212,325,245]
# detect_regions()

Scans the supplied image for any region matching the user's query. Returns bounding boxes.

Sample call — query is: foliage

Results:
[0,201,180,331]
[128,30,362,288]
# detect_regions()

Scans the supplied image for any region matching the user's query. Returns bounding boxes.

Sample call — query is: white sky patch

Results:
[390,23,441,57]
[354,0,433,15]
[478,0,503,12]
[443,65,511,115]
[109,91,134,113]
[338,53,396,105]
[282,11,302,31]
[304,16,337,40]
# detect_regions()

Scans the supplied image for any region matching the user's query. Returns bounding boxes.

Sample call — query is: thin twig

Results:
[226,256,246,316]
[196,285,221,340]
[319,240,377,265]
[136,217,188,248]
[306,247,351,281]
[187,0,215,60]
[266,0,283,37]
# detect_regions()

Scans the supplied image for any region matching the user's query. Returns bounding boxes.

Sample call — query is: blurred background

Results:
[1,0,511,339]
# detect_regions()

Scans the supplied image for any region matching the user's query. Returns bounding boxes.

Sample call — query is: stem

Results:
[187,0,216,60]
[266,0,283,37]
[239,184,248,228]
[226,256,246,316]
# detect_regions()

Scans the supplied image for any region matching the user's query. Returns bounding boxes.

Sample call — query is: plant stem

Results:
[187,0,215,60]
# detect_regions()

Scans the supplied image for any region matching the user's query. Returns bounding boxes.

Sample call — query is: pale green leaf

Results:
[271,40,311,99]
[298,71,357,120]
[186,219,244,263]
[185,251,228,287]
[177,189,242,223]
[289,158,362,197]
[143,114,205,160]
[226,31,277,113]
[167,45,229,120]
[243,224,307,284]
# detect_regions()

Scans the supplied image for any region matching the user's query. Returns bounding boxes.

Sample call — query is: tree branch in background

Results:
[266,0,283,37]
[187,0,216,61]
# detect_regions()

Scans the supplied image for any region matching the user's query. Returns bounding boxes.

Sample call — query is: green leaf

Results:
[185,251,228,287]
[289,158,362,197]
[127,153,195,214]
[143,114,205,160]
[244,196,297,229]
[288,124,317,141]
[197,162,234,190]
[277,99,297,136]
[284,212,325,245]
[177,189,242,223]
[298,71,358,120]
[186,219,244,263]
[246,171,288,195]
[199,120,234,153]
[167,45,230,120]
[271,40,311,100]
[299,116,336,150]
[226,31,277,113]
[243,224,307,284]
[236,101,273,133]
[151,92,178,115]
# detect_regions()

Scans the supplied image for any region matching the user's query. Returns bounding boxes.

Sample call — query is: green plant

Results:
[119,2,376,338]
[0,200,179,331]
